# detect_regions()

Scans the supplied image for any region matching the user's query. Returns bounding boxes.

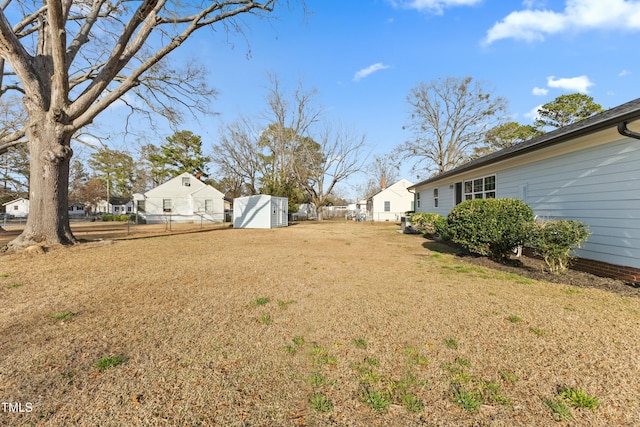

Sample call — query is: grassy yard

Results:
[1,221,639,426]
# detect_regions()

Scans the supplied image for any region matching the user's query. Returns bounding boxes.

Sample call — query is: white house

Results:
[233,195,288,229]
[408,97,640,281]
[367,178,414,222]
[68,202,86,217]
[134,172,225,224]
[93,197,132,215]
[3,197,29,217]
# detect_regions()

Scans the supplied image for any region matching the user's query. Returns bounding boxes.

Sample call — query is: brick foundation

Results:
[570,258,640,283]
[521,248,640,283]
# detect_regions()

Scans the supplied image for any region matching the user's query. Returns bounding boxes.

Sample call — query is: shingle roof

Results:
[408,97,640,189]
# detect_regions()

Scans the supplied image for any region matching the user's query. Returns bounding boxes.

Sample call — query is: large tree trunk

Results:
[7,111,76,249]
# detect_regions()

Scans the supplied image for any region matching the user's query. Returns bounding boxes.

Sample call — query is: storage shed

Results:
[233,195,288,229]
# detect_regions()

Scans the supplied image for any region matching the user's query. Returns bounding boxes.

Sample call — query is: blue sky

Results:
[102,0,640,197]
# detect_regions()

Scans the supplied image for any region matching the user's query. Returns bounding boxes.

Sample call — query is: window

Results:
[163,199,172,212]
[182,177,190,187]
[433,188,439,208]
[384,201,391,212]
[416,192,421,208]
[137,200,146,213]
[463,175,496,200]
[205,200,213,213]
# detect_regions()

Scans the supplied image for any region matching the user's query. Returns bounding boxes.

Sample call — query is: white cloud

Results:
[619,69,632,77]
[353,63,391,82]
[525,104,543,121]
[532,87,549,96]
[546,75,594,93]
[484,0,640,45]
[389,0,481,15]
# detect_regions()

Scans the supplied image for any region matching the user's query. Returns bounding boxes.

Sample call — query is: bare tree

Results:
[292,123,368,220]
[212,117,263,196]
[361,154,400,198]
[399,76,507,176]
[0,1,292,248]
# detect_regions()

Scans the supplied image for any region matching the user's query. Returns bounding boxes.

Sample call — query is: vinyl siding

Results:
[412,136,640,269]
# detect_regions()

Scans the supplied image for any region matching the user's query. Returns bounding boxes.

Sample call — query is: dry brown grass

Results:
[1,221,639,426]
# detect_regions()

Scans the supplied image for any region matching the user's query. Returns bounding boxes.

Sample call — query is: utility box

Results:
[233,195,288,229]
[401,216,417,234]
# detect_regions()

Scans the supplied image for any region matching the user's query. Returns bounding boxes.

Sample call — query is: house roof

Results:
[2,197,28,206]
[367,178,413,200]
[408,97,640,190]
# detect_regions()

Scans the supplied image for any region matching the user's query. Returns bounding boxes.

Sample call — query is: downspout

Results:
[617,121,640,140]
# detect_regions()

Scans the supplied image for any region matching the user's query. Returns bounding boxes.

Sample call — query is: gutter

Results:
[408,102,640,191]
[618,121,640,140]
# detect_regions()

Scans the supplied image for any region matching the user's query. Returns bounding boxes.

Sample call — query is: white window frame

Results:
[463,175,496,200]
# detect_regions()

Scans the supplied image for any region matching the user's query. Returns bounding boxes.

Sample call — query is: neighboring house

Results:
[233,195,288,229]
[3,198,29,217]
[408,97,640,281]
[134,172,225,224]
[367,178,414,221]
[93,197,133,215]
[68,203,86,217]
[294,202,317,220]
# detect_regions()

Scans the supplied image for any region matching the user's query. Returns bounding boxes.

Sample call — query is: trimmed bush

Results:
[445,198,534,261]
[434,215,450,241]
[526,220,590,274]
[410,212,442,235]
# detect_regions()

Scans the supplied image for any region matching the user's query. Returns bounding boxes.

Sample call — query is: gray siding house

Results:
[408,98,640,281]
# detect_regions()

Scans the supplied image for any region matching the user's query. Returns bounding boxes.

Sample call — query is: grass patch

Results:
[310,393,333,412]
[500,370,519,383]
[558,387,600,409]
[400,392,424,412]
[443,338,459,349]
[308,371,328,387]
[283,345,297,354]
[507,315,523,323]
[450,384,482,411]
[95,355,126,371]
[530,327,546,336]
[253,297,270,306]
[497,272,536,285]
[292,336,305,346]
[277,299,296,309]
[360,386,393,411]
[6,282,23,289]
[257,314,272,325]
[310,343,327,356]
[364,357,380,367]
[544,399,574,421]
[353,337,368,349]
[50,311,75,321]
[441,264,487,275]
[403,346,429,365]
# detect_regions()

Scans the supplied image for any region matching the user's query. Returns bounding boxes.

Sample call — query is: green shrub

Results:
[526,220,590,274]
[410,212,442,235]
[445,199,534,261]
[434,215,450,240]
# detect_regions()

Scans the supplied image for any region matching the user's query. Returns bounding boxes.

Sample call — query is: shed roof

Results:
[408,97,640,189]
